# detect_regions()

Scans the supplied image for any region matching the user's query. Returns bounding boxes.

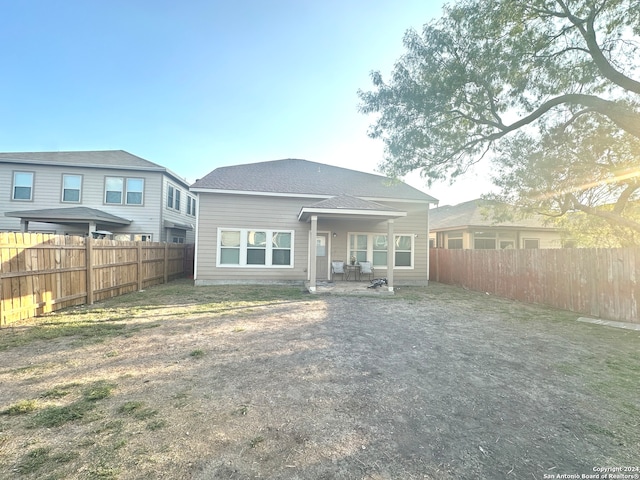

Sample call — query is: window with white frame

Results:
[13,171,34,200]
[218,228,293,267]
[186,196,196,216]
[62,174,82,202]
[523,238,540,249]
[167,185,174,209]
[394,235,413,267]
[348,233,414,268]
[126,178,144,205]
[167,184,181,211]
[105,177,144,205]
[105,177,124,204]
[372,235,388,266]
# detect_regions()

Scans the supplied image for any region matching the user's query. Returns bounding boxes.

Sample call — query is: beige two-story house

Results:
[190,159,438,292]
[0,150,196,243]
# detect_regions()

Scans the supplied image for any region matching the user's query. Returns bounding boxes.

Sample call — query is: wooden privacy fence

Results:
[0,232,195,326]
[429,247,640,324]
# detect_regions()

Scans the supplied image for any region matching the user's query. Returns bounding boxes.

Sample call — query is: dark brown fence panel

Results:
[429,247,640,324]
[1,233,194,326]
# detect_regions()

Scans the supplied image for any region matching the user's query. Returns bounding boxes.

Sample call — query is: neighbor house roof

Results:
[5,207,131,226]
[0,150,189,187]
[191,159,437,203]
[430,199,559,231]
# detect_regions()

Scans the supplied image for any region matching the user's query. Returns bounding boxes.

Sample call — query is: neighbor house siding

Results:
[0,162,189,241]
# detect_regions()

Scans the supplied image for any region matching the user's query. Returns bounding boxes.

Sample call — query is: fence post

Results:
[137,242,143,291]
[164,243,169,284]
[86,236,94,305]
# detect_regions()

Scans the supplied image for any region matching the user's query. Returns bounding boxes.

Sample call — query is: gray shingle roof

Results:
[0,150,189,187]
[5,207,131,225]
[430,199,555,230]
[191,159,436,202]
[304,194,400,211]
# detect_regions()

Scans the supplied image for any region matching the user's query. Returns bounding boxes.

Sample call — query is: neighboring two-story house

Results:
[0,150,196,243]
[429,199,565,249]
[190,159,438,292]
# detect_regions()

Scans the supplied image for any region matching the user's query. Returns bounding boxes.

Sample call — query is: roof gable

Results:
[191,159,436,202]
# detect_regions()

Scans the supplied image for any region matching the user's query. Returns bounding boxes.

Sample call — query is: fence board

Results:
[429,247,640,324]
[1,234,193,326]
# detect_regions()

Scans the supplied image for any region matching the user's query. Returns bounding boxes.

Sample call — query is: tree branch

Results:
[568,193,640,232]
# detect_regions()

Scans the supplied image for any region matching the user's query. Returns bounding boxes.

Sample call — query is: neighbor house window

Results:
[447,232,463,249]
[218,228,293,267]
[105,177,144,205]
[126,178,144,205]
[113,233,153,242]
[523,238,540,249]
[174,189,181,211]
[348,233,414,268]
[105,177,124,204]
[62,174,82,202]
[473,231,496,249]
[167,184,181,210]
[13,171,34,200]
[167,185,174,209]
[186,196,196,216]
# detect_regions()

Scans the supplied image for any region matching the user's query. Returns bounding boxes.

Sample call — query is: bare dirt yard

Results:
[0,280,639,480]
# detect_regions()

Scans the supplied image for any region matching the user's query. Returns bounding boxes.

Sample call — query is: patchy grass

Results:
[189,349,205,358]
[26,380,116,429]
[2,399,38,416]
[1,280,638,479]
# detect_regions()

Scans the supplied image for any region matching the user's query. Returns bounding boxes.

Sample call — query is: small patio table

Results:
[345,264,360,281]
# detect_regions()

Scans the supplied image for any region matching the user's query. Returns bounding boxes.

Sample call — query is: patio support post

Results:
[309,215,318,292]
[20,219,29,233]
[387,219,394,292]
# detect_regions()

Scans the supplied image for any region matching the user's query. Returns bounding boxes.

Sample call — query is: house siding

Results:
[430,227,564,250]
[0,161,192,242]
[195,193,430,285]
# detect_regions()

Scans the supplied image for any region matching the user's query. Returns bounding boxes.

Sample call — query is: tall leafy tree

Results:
[359,0,640,238]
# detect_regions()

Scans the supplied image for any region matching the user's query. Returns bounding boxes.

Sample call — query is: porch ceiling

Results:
[298,194,407,222]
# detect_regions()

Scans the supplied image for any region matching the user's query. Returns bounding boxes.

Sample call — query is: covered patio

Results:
[298,195,407,294]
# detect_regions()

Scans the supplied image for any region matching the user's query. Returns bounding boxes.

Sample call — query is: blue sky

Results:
[0,1,493,205]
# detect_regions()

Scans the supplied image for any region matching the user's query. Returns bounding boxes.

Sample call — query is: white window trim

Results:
[167,183,182,211]
[61,174,83,203]
[217,227,294,268]
[125,178,145,206]
[347,232,415,269]
[186,196,196,216]
[105,176,144,205]
[12,171,34,201]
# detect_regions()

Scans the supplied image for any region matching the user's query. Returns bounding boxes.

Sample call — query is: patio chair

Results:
[359,261,374,281]
[331,261,345,281]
